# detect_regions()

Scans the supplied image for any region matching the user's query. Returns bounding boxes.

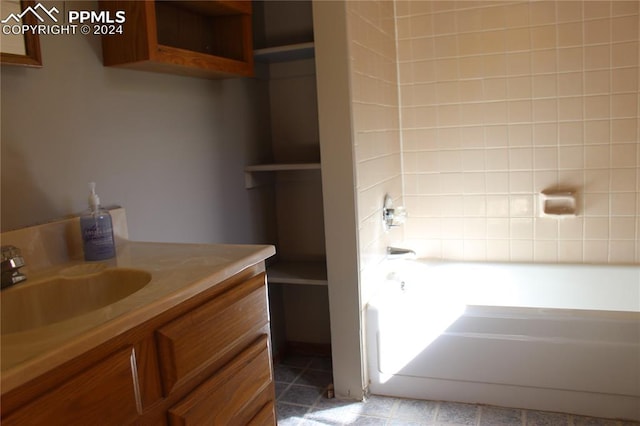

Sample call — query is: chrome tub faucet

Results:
[1,245,27,289]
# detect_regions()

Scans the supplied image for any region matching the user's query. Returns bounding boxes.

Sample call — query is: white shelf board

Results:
[244,163,321,188]
[245,163,321,172]
[254,42,315,63]
[267,260,327,286]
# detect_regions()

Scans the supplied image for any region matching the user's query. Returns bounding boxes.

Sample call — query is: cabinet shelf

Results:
[254,42,315,63]
[245,163,320,172]
[244,163,320,188]
[267,261,327,286]
[162,1,250,16]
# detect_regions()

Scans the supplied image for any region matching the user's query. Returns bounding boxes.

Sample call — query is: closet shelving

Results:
[246,38,326,287]
[267,260,327,286]
[244,162,320,188]
[253,42,315,63]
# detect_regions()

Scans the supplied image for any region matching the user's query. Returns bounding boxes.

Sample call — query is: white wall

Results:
[314,0,365,400]
[1,1,274,245]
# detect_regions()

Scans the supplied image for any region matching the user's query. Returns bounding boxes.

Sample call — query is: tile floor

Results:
[274,355,640,426]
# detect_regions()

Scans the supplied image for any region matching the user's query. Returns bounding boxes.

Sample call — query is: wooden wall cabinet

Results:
[99,0,254,79]
[1,265,276,425]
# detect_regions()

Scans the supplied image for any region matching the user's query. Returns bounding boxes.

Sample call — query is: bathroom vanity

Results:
[0,211,276,425]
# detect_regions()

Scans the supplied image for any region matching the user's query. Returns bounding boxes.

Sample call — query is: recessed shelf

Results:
[244,163,321,188]
[267,260,327,286]
[254,42,315,63]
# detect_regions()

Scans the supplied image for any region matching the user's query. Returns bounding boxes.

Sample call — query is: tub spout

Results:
[386,246,416,259]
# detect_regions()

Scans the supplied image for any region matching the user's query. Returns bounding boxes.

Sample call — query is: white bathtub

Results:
[365,260,640,421]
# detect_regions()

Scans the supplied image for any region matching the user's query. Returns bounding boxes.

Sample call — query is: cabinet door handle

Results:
[130,347,143,414]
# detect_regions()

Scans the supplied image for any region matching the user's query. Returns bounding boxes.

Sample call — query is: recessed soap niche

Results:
[539,189,578,218]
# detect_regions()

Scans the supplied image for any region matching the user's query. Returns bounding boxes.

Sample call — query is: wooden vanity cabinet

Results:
[156,273,269,395]
[99,0,254,79]
[0,264,276,425]
[1,346,142,426]
[168,336,273,425]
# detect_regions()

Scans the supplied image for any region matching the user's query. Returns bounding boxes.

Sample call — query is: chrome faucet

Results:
[386,246,416,259]
[382,195,407,231]
[1,245,27,289]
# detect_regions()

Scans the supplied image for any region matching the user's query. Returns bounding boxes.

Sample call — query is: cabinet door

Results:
[156,273,268,394]
[247,401,276,426]
[168,335,274,426]
[3,346,141,425]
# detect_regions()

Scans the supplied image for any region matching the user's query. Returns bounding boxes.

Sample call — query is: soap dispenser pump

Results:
[80,182,116,261]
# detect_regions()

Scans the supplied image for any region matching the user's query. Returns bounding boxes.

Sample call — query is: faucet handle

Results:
[382,195,408,230]
[1,246,27,289]
[1,245,21,258]
[1,245,25,271]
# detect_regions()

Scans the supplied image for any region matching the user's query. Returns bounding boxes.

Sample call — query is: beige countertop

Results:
[0,240,275,394]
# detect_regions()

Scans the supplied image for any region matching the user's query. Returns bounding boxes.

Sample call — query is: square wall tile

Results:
[613,1,639,16]
[534,241,558,262]
[391,0,639,263]
[510,240,534,261]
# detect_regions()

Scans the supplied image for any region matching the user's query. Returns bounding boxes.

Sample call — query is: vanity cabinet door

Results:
[247,401,277,426]
[2,346,141,425]
[156,273,269,395]
[168,335,274,426]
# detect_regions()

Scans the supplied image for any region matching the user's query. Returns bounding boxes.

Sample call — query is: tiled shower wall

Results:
[348,0,403,273]
[397,1,640,263]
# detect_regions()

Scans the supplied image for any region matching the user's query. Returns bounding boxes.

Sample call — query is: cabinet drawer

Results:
[3,346,141,425]
[156,273,268,394]
[168,335,274,426]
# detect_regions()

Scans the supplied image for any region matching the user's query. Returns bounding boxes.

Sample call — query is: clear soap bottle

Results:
[80,182,116,261]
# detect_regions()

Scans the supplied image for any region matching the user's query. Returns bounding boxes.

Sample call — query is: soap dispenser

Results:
[80,182,116,261]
